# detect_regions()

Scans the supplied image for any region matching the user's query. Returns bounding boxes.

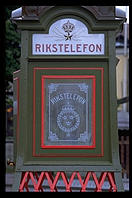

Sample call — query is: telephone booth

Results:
[11,6,126,191]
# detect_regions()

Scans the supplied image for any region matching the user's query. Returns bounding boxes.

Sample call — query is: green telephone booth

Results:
[11,6,126,191]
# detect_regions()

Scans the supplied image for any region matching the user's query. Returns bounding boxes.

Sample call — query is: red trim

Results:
[19,171,117,192]
[41,75,96,149]
[33,67,103,70]
[101,68,104,156]
[41,77,44,148]
[13,77,19,147]
[92,76,96,148]
[33,67,104,158]
[41,75,96,79]
[13,69,21,74]
[33,69,36,156]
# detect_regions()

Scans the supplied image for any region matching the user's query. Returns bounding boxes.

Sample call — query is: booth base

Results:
[12,171,124,192]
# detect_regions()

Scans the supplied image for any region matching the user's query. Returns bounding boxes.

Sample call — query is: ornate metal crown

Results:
[62,20,75,33]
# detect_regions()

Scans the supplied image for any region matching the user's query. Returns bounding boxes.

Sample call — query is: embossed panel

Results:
[41,75,96,148]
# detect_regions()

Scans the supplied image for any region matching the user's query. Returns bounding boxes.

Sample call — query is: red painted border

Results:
[19,171,117,192]
[13,76,20,147]
[92,76,96,148]
[33,67,104,157]
[41,75,96,149]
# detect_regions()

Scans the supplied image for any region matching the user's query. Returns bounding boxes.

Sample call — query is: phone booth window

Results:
[41,75,96,149]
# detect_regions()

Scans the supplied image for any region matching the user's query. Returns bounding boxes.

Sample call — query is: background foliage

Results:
[5,6,21,136]
[5,6,21,97]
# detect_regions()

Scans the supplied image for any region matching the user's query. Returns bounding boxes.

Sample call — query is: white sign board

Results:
[32,18,105,55]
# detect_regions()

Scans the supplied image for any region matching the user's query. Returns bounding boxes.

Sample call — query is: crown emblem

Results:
[62,102,74,111]
[62,20,75,33]
[62,20,75,41]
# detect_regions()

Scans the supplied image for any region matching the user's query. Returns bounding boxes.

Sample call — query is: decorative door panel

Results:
[41,75,96,148]
[25,65,109,165]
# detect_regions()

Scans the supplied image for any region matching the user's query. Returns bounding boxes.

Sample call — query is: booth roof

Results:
[11,6,126,20]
